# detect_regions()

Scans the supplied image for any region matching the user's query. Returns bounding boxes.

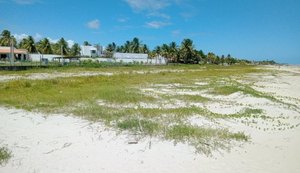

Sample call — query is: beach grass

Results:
[0,147,11,166]
[0,64,269,154]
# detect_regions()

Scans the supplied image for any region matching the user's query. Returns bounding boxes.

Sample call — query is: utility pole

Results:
[61,45,64,65]
[10,37,14,66]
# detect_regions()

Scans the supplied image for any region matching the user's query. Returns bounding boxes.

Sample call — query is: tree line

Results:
[1,29,255,64]
[105,37,245,65]
[0,30,81,56]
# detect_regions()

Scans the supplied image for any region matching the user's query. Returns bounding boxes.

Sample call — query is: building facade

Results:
[0,46,28,61]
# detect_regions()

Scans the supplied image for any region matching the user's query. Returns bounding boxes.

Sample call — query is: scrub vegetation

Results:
[0,146,11,166]
[0,64,290,155]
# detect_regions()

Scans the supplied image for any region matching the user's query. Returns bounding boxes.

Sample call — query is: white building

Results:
[113,53,167,65]
[113,53,148,64]
[80,45,103,57]
[80,46,98,57]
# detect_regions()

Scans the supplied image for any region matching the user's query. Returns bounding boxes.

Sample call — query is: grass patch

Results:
[0,64,265,154]
[117,118,160,135]
[165,124,248,155]
[0,146,11,166]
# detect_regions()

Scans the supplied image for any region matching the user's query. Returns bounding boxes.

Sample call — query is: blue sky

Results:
[0,0,299,64]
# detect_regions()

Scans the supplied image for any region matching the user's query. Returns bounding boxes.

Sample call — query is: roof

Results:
[0,46,28,54]
[113,53,148,59]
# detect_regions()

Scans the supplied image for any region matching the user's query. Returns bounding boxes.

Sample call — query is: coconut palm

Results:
[179,38,195,64]
[154,46,161,56]
[57,38,69,55]
[0,30,16,46]
[169,42,179,63]
[70,43,81,56]
[123,41,130,53]
[140,44,149,54]
[22,36,37,53]
[161,44,170,60]
[37,38,52,54]
[130,37,140,53]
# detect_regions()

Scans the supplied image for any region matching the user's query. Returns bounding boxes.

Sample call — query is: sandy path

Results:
[1,65,300,173]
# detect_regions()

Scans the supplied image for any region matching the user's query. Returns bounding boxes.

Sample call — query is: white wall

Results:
[81,46,98,57]
[29,54,61,62]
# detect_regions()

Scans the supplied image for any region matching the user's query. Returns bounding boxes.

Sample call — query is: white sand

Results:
[1,65,300,173]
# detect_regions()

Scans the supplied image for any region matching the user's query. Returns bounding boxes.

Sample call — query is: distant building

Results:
[0,46,28,61]
[80,45,103,57]
[113,52,167,65]
[113,52,148,63]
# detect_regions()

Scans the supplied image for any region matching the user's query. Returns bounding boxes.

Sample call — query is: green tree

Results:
[37,38,52,54]
[169,42,179,63]
[22,36,37,53]
[70,43,81,56]
[140,44,149,54]
[154,46,161,56]
[83,41,91,46]
[130,37,140,53]
[179,38,197,64]
[0,30,16,46]
[57,38,69,55]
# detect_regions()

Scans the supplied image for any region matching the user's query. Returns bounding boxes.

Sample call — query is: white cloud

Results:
[87,19,100,29]
[171,29,181,37]
[34,33,42,41]
[13,33,42,42]
[13,0,40,5]
[47,38,75,47]
[147,12,170,19]
[67,40,75,47]
[47,37,59,44]
[118,17,129,23]
[13,33,28,42]
[124,0,169,11]
[145,21,171,29]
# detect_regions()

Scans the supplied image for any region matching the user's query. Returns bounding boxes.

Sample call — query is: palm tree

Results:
[18,38,27,49]
[169,42,178,63]
[130,37,140,53]
[154,46,161,56]
[37,38,52,54]
[140,44,149,54]
[70,43,81,56]
[161,43,170,61]
[207,52,217,64]
[22,36,37,53]
[179,38,195,64]
[0,30,16,46]
[57,38,69,55]
[124,41,130,53]
[83,41,91,46]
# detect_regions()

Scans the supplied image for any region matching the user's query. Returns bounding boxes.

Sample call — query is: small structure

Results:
[113,53,148,64]
[81,45,103,57]
[113,52,167,65]
[0,46,28,61]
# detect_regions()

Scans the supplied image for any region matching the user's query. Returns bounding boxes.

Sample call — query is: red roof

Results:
[0,47,28,54]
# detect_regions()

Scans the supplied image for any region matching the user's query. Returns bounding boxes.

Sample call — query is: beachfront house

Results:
[113,52,148,64]
[81,45,103,57]
[112,53,167,65]
[0,46,29,61]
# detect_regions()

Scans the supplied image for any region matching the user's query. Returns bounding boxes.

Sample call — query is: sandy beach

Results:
[1,65,300,173]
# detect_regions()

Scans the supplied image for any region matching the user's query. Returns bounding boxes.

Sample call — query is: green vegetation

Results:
[1,29,276,65]
[0,64,277,154]
[0,146,11,166]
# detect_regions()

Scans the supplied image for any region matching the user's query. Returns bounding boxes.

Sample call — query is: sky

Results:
[0,0,300,64]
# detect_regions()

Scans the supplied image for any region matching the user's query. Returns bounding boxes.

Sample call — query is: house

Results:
[113,52,148,64]
[0,46,29,61]
[80,45,103,57]
[113,52,167,65]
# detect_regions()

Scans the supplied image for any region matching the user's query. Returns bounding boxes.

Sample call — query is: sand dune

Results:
[1,65,300,173]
